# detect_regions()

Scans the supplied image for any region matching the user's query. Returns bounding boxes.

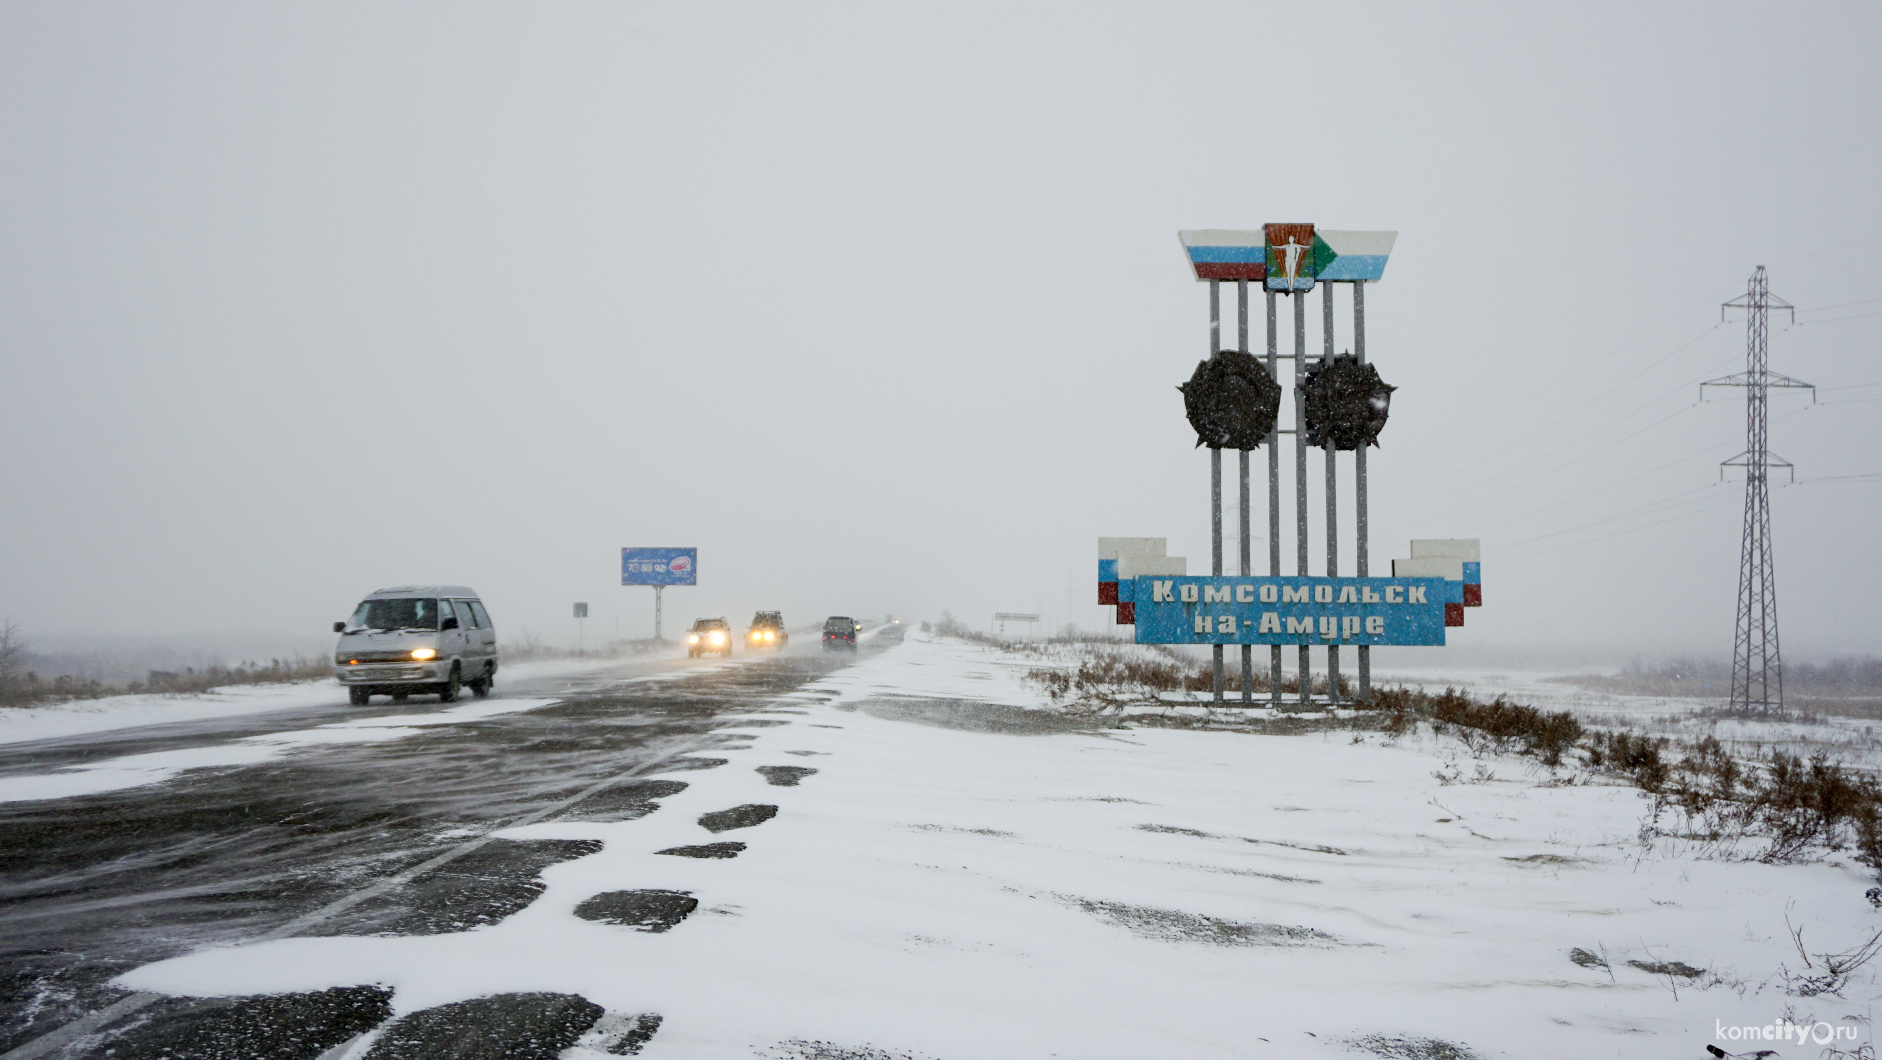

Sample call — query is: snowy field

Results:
[113,629,1882,1059]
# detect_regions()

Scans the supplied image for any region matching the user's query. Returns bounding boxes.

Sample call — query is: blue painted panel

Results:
[621,547,698,586]
[1097,559,1118,582]
[1315,254,1391,281]
[1129,576,1448,646]
[1117,577,1135,603]
[1187,245,1265,263]
[1463,562,1481,585]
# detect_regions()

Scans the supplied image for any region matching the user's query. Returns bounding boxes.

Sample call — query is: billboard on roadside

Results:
[621,547,697,586]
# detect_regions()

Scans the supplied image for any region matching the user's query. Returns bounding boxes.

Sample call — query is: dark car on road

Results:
[822,616,858,651]
[687,617,733,658]
[746,611,788,651]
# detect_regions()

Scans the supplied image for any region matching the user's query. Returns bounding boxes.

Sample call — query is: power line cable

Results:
[1797,295,1882,314]
[1490,484,1728,553]
[1382,322,1731,501]
[1495,493,1742,563]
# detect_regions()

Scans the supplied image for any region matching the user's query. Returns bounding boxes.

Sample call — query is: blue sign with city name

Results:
[1128,575,1452,646]
[621,547,697,586]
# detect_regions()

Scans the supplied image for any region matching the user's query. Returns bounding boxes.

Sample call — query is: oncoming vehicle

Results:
[333,586,498,705]
[822,616,858,651]
[746,611,788,650]
[688,618,733,658]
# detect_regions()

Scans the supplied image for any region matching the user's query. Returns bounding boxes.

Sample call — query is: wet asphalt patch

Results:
[77,985,391,1060]
[361,992,603,1060]
[755,765,817,787]
[572,890,698,932]
[582,1011,662,1055]
[655,841,746,859]
[553,779,688,823]
[307,838,602,937]
[1343,1033,1484,1060]
[697,804,778,833]
[0,646,877,1055]
[1061,896,1339,948]
[783,750,825,757]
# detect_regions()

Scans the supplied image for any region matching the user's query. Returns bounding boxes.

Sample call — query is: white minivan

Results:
[333,585,498,705]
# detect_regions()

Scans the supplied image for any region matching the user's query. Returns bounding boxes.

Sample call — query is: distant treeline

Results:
[1561,655,1882,705]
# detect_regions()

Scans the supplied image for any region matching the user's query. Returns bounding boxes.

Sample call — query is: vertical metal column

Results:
[1352,282,1370,698]
[1266,291,1282,708]
[1238,281,1253,704]
[654,585,664,642]
[1209,280,1224,703]
[1322,283,1340,705]
[1293,293,1310,707]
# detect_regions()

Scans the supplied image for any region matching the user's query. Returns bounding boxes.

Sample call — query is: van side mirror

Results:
[441,616,459,631]
[334,622,346,633]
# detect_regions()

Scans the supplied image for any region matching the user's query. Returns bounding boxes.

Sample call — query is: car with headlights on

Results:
[687,617,733,658]
[334,585,497,705]
[746,611,788,650]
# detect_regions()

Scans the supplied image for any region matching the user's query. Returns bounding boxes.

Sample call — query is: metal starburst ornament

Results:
[1301,353,1393,450]
[1178,351,1282,450]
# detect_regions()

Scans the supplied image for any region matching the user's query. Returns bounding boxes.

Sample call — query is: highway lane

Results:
[0,632,895,1057]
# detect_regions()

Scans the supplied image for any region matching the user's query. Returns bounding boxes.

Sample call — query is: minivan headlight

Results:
[410,648,438,661]
[688,634,699,644]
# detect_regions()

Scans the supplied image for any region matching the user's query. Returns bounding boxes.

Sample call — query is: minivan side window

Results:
[469,601,491,629]
[451,600,477,629]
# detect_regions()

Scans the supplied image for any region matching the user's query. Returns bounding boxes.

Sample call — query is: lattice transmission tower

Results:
[1703,267,1813,714]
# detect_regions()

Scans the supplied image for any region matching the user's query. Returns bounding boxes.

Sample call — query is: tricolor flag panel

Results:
[1314,230,1398,282]
[1394,539,1482,627]
[1179,227,1396,284]
[1178,230,1267,283]
[1098,538,1166,608]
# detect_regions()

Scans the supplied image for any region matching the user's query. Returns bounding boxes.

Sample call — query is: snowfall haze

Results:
[1,3,1879,661]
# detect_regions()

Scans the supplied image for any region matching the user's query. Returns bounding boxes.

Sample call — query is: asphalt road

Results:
[0,631,896,1058]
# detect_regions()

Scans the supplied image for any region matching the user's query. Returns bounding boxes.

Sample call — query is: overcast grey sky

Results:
[2,3,1878,659]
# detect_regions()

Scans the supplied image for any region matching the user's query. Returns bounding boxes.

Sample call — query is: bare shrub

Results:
[1368,686,1583,766]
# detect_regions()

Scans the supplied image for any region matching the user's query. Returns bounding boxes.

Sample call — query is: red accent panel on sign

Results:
[1098,582,1118,605]
[1115,602,1135,625]
[1444,603,1464,627]
[1462,584,1481,607]
[1193,262,1266,281]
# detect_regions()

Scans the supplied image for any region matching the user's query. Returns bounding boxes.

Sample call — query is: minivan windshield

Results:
[346,598,440,632]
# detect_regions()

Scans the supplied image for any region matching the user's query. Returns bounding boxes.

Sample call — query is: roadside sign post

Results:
[573,602,588,653]
[1095,226,1482,710]
[621,548,697,643]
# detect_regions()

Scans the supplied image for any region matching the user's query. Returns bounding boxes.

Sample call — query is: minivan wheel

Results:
[470,670,490,698]
[439,666,461,703]
[349,687,371,706]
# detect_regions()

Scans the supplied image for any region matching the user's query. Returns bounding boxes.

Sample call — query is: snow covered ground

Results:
[115,629,1882,1058]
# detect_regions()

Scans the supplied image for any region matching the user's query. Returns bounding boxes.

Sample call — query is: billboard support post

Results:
[1238,279,1253,704]
[1293,292,1309,707]
[1266,288,1282,709]
[1354,281,1371,698]
[1323,282,1341,706]
[654,586,663,642]
[1209,279,1224,703]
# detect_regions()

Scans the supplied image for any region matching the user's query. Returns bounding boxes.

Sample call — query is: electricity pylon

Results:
[1703,266,1813,714]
